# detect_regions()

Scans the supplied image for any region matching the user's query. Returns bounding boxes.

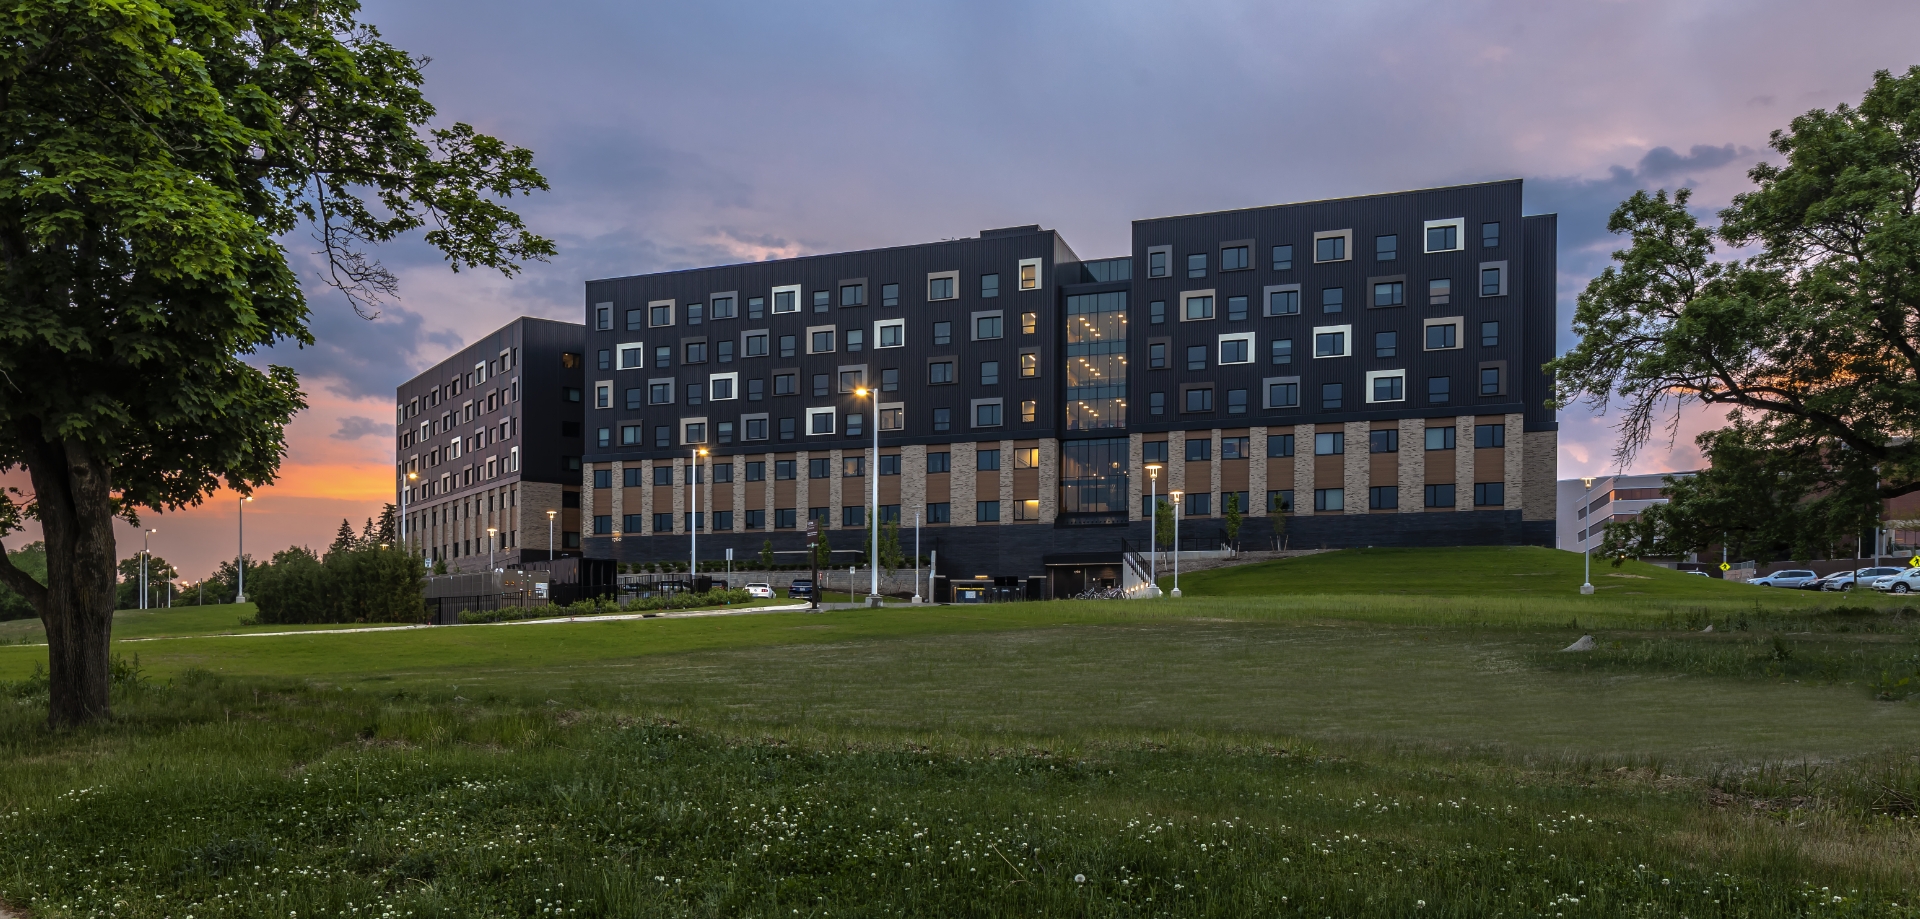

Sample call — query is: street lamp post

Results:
[236,496,252,603]
[855,388,881,607]
[140,527,156,610]
[488,526,498,571]
[912,511,922,604]
[1145,464,1163,598]
[1168,491,1183,598]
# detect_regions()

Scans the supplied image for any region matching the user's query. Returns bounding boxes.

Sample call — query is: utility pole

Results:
[912,510,922,604]
[1169,491,1183,598]
[806,520,819,611]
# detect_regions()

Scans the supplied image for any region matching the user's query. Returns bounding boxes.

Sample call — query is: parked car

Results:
[787,579,815,600]
[744,582,774,599]
[1806,572,1849,591]
[1872,568,1920,594]
[1750,569,1820,588]
[1823,567,1906,591]
[1683,570,1709,577]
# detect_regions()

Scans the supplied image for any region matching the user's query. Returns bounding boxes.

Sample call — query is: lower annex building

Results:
[400,180,1559,587]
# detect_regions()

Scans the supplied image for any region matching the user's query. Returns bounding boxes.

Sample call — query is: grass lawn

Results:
[0,603,388,646]
[2,546,1918,917]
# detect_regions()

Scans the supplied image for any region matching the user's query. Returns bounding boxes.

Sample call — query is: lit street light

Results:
[236,495,252,603]
[854,387,881,607]
[1145,463,1163,598]
[1168,491,1183,598]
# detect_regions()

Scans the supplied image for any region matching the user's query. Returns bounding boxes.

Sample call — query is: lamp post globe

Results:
[1144,464,1163,598]
[1168,491,1183,598]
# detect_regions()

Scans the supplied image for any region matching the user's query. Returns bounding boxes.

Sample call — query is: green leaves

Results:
[1553,67,1920,559]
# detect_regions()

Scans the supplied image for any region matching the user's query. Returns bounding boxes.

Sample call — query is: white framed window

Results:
[927,270,959,301]
[1423,316,1465,351]
[878,401,905,431]
[448,437,462,460]
[594,380,612,409]
[1218,331,1255,365]
[806,406,837,435]
[617,343,645,370]
[681,416,708,445]
[875,318,905,348]
[1312,229,1352,263]
[1424,218,1466,253]
[1017,258,1042,291]
[1311,325,1352,359]
[1180,289,1216,322]
[509,446,519,472]
[710,371,739,401]
[771,284,802,314]
[1365,370,1406,403]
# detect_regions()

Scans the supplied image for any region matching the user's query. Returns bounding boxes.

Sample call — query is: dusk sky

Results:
[13,0,1920,582]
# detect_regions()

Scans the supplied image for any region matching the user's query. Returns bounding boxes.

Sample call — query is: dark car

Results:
[787,579,814,599]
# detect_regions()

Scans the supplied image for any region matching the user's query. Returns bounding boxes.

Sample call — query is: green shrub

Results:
[252,545,426,625]
[459,589,752,624]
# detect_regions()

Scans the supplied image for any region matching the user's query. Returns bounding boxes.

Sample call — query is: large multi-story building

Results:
[550,179,1554,585]
[1557,472,1697,553]
[394,317,586,570]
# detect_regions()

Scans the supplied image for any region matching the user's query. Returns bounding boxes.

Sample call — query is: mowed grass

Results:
[2,546,1919,917]
[0,603,383,646]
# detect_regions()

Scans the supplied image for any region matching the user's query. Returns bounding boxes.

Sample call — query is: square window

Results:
[1222,245,1249,270]
[1149,391,1165,415]
[621,424,642,446]
[1227,388,1247,414]
[779,335,796,358]
[745,460,766,481]
[717,421,735,444]
[1148,248,1169,278]
[653,466,672,486]
[927,502,951,524]
[975,314,1002,339]
[1220,335,1252,364]
[932,321,952,345]
[1227,295,1248,321]
[684,341,707,363]
[1314,329,1348,358]
[654,345,671,367]
[1481,321,1499,346]
[845,329,864,352]
[1474,482,1505,506]
[1266,287,1299,316]
[843,506,864,527]
[1271,338,1293,365]
[712,376,735,400]
[745,508,766,529]
[1019,260,1040,290]
[980,361,999,385]
[1150,300,1166,324]
[929,360,955,385]
[1428,376,1451,404]
[773,286,801,314]
[1480,366,1501,395]
[811,329,835,353]
[1425,426,1456,450]
[596,306,611,330]
[1425,483,1456,508]
[1187,345,1207,371]
[1369,486,1398,509]
[748,297,765,319]
[711,296,736,320]
[1014,499,1040,520]
[1272,244,1294,270]
[1425,220,1461,252]
[1019,352,1038,377]
[651,512,672,533]
[1375,331,1397,358]
[624,387,641,410]
[775,459,796,480]
[812,374,828,397]
[1369,373,1404,403]
[929,275,956,300]
[1429,278,1451,304]
[1322,287,1343,313]
[650,304,673,327]
[1184,295,1214,320]
[746,417,768,440]
[810,458,831,479]
[1184,492,1211,517]
[597,349,610,371]
[880,405,904,430]
[1370,430,1398,453]
[717,340,734,363]
[881,367,899,391]
[1266,380,1299,409]
[1475,423,1506,448]
[933,407,951,432]
[879,454,901,475]
[1481,266,1504,296]
[1482,222,1501,247]
[1321,382,1343,410]
[1186,438,1211,461]
[1013,447,1039,468]
[1425,321,1459,350]
[838,368,864,393]
[1143,441,1169,463]
[978,449,1001,471]
[1150,342,1168,369]
[881,283,899,307]
[1187,253,1207,278]
[808,408,835,435]
[843,456,865,477]
[975,401,1003,426]
[1376,235,1397,261]
[593,468,612,490]
[1313,488,1344,512]
[927,452,951,473]
[1268,488,1294,512]
[774,508,797,529]
[683,421,706,444]
[1372,281,1404,307]
[687,302,704,325]
[840,283,865,307]
[981,273,1000,298]
[778,417,796,440]
[655,425,671,447]
[1315,235,1346,262]
[773,372,796,396]
[813,290,830,312]
[1021,400,1037,423]
[623,308,641,331]
[1184,387,1214,412]
[1221,436,1250,459]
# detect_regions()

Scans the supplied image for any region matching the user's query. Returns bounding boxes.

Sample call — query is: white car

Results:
[1870,568,1920,594]
[744,582,774,599]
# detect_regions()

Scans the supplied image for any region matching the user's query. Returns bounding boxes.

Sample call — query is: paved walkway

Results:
[114,602,821,643]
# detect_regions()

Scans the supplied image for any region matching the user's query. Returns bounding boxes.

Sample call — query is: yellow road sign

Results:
[1719,562,1730,571]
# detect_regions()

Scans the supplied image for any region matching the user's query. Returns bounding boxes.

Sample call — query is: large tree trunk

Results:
[24,433,118,727]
